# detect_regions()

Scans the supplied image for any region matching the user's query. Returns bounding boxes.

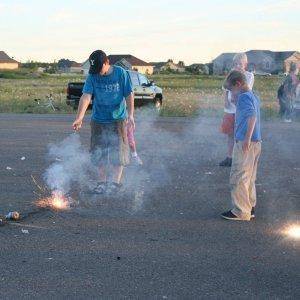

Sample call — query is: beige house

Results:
[69,61,82,73]
[213,50,300,75]
[82,54,153,75]
[109,55,153,75]
[0,51,19,70]
[284,52,300,73]
[151,59,186,73]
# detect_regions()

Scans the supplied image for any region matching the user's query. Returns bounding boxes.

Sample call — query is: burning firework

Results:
[36,190,73,211]
[282,223,300,240]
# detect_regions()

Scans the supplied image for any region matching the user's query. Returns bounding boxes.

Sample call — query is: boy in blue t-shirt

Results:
[72,50,134,194]
[221,70,262,221]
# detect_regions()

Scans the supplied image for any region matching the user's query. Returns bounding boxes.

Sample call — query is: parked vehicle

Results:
[66,70,163,109]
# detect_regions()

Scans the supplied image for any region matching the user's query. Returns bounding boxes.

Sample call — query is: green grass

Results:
[0,71,84,113]
[0,69,284,118]
[151,74,283,118]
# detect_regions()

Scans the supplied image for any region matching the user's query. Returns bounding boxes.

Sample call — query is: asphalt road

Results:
[0,113,299,299]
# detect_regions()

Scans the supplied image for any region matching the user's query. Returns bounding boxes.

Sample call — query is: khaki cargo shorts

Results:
[90,119,129,166]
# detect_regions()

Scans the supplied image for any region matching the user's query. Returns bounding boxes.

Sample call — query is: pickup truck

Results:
[66,70,163,109]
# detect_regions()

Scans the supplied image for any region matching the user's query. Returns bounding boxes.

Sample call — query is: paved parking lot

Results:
[0,113,299,299]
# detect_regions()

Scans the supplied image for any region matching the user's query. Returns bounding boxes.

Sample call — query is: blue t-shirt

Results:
[235,91,261,142]
[82,66,133,123]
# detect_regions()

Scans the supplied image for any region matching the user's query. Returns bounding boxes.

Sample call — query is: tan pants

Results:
[230,141,261,220]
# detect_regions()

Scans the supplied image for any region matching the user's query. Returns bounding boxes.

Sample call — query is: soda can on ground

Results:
[6,211,20,221]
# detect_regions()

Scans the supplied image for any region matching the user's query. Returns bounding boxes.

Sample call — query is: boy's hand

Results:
[72,118,83,131]
[242,139,251,153]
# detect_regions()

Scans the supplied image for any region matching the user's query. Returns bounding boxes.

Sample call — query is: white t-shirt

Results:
[224,71,254,114]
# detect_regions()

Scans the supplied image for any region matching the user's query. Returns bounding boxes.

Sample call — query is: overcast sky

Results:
[0,0,299,64]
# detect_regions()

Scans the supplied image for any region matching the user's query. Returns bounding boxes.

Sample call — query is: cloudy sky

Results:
[0,0,299,64]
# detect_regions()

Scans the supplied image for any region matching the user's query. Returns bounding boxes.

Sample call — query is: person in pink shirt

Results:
[127,122,143,165]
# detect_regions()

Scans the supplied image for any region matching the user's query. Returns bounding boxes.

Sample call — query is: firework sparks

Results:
[282,223,300,240]
[36,190,73,211]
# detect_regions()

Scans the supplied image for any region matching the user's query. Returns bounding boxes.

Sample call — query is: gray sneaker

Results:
[106,182,123,195]
[131,155,143,166]
[93,182,107,194]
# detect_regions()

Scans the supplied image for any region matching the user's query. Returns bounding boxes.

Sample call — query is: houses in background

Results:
[150,59,186,74]
[0,51,19,70]
[108,55,153,75]
[57,59,82,73]
[82,54,154,75]
[213,50,300,75]
[2,49,300,76]
[186,63,210,75]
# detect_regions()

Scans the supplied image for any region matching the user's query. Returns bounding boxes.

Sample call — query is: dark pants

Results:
[279,96,294,119]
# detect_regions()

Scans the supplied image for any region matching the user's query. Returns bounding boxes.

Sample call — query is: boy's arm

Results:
[242,116,257,153]
[126,92,135,129]
[72,93,92,131]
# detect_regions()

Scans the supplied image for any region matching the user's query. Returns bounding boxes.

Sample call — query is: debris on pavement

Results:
[21,229,29,234]
[20,157,26,161]
[6,167,12,170]
[6,211,20,221]
[0,216,6,227]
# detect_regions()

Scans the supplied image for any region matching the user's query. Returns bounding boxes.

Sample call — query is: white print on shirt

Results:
[98,82,120,93]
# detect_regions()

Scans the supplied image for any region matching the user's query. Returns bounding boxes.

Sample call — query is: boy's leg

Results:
[112,165,124,184]
[90,120,108,182]
[249,142,262,208]
[99,166,107,182]
[227,134,234,158]
[109,121,129,184]
[230,142,256,220]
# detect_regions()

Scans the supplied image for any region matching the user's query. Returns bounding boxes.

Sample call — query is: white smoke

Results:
[44,133,93,195]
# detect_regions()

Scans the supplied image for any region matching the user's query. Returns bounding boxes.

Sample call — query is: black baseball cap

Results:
[88,50,108,74]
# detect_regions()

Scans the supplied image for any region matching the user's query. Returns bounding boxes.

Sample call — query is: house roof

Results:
[70,61,82,68]
[274,51,296,61]
[114,58,132,70]
[0,51,19,63]
[213,50,299,64]
[212,52,236,62]
[108,55,152,66]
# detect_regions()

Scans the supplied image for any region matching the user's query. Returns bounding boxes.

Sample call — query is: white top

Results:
[224,71,254,114]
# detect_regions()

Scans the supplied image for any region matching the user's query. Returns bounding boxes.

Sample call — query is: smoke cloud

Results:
[43,133,94,195]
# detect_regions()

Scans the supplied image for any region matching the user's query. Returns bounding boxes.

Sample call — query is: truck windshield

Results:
[138,74,149,85]
[129,72,139,86]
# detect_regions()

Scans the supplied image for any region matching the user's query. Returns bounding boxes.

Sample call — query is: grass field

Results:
[0,70,284,118]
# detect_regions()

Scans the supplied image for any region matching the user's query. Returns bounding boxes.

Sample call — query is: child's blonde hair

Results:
[233,53,248,66]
